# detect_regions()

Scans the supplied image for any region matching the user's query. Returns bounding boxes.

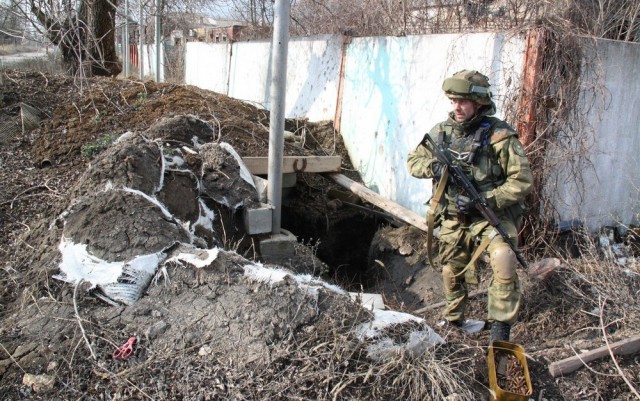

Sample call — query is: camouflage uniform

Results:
[407,71,533,331]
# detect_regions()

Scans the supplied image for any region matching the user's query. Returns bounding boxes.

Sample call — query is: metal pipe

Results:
[139,2,144,80]
[121,19,126,75]
[124,0,129,77]
[155,0,162,82]
[267,0,290,234]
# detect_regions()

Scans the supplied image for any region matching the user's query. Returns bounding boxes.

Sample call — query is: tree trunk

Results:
[80,0,121,76]
[30,0,121,77]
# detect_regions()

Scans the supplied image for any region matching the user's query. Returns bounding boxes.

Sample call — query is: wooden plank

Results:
[549,334,640,377]
[242,156,341,175]
[326,173,429,233]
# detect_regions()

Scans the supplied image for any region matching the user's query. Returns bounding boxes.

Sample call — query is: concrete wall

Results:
[183,32,640,231]
[185,41,230,93]
[549,39,640,230]
[188,34,343,121]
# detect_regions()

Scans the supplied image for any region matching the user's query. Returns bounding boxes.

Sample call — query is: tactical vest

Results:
[436,117,517,216]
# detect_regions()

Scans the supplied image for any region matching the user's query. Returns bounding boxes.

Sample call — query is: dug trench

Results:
[279,182,445,312]
[207,160,445,314]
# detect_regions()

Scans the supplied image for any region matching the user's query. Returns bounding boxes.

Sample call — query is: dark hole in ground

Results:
[281,203,384,291]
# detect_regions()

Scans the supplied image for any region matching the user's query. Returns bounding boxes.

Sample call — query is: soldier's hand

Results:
[455,194,475,214]
[432,162,445,179]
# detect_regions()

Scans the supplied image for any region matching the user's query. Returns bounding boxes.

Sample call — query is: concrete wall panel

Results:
[549,39,640,229]
[185,42,230,94]
[284,35,342,121]
[226,35,342,120]
[228,40,273,109]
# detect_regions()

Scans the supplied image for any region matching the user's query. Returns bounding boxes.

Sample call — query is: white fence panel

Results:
[185,42,230,94]
[549,39,640,230]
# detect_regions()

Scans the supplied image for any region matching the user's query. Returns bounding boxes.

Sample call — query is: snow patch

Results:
[243,264,346,297]
[194,199,216,232]
[55,237,124,287]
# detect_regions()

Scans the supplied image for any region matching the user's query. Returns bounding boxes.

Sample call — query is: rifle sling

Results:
[426,167,449,267]
[454,229,498,285]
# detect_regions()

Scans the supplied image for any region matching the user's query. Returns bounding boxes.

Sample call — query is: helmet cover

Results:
[442,70,493,105]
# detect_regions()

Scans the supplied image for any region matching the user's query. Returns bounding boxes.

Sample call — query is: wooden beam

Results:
[334,35,352,133]
[242,156,341,175]
[516,27,546,147]
[549,334,640,377]
[326,173,429,232]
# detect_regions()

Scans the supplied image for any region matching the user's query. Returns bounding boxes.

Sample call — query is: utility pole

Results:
[124,0,129,77]
[155,0,162,82]
[267,0,290,234]
[139,2,144,80]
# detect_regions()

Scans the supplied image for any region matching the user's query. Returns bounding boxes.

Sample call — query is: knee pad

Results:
[490,245,517,284]
[442,264,462,291]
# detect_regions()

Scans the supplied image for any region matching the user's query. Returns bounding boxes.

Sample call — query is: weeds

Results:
[80,134,116,159]
[0,51,64,75]
[135,92,148,106]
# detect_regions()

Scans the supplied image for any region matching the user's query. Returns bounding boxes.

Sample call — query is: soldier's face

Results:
[451,99,481,122]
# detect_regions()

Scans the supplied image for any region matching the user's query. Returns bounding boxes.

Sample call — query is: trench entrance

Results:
[281,203,384,291]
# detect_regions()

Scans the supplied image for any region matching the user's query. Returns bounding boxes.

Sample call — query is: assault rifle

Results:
[421,134,528,269]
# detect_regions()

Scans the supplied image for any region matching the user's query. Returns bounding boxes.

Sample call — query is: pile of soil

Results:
[1,69,639,400]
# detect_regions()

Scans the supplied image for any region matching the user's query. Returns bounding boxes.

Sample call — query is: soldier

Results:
[407,70,533,343]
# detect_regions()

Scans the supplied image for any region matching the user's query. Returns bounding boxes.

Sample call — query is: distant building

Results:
[169,14,246,45]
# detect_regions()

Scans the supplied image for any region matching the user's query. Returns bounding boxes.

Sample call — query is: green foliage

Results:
[135,92,148,106]
[80,134,116,159]
[91,113,102,125]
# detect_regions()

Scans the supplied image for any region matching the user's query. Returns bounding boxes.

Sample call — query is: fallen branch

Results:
[73,280,97,360]
[548,334,640,377]
[0,342,26,374]
[598,297,640,398]
[1,179,62,208]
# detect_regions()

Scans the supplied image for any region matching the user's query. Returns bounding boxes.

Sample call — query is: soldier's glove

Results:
[431,162,446,179]
[455,194,476,215]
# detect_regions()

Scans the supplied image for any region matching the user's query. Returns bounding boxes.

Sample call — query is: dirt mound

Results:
[1,69,639,400]
[30,78,311,166]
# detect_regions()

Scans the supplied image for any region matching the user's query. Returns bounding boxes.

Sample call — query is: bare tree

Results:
[0,1,23,44]
[285,0,639,42]
[209,0,274,26]
[561,0,640,41]
[290,0,398,36]
[1,0,122,76]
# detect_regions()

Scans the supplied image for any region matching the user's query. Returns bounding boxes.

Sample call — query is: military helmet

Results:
[442,70,493,105]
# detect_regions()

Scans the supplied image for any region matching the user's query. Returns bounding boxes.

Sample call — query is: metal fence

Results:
[0,103,47,145]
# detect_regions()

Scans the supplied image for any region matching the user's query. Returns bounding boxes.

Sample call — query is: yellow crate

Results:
[488,340,533,401]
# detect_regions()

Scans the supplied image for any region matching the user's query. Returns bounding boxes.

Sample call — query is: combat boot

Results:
[438,318,486,334]
[489,321,510,343]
